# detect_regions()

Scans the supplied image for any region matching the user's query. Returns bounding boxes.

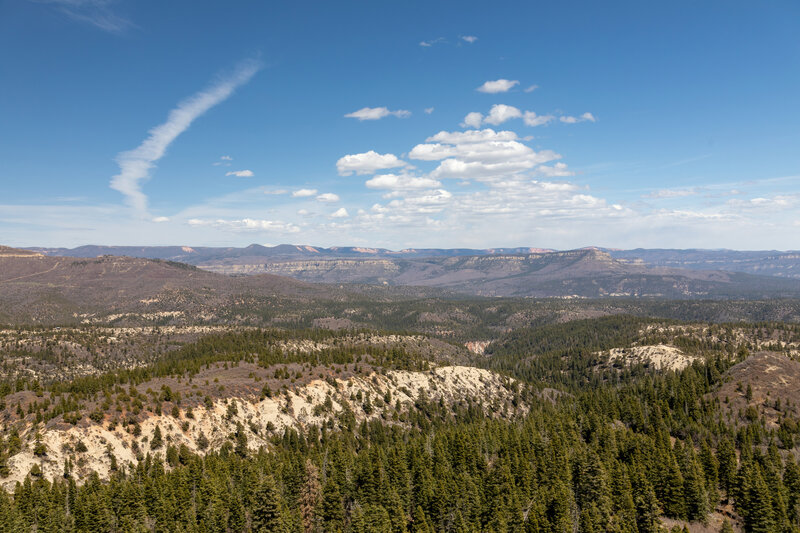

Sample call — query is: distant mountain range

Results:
[14,244,800,301]
[28,243,800,279]
[608,248,800,278]
[27,244,555,261]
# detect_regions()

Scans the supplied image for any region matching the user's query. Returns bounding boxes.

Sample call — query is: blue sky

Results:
[1,0,799,250]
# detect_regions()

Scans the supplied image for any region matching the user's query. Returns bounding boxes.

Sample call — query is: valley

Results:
[1,247,799,532]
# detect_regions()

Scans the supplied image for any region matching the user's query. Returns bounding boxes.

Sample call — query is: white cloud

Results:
[292,188,318,197]
[263,189,288,195]
[316,193,340,203]
[187,218,300,233]
[644,188,699,199]
[463,107,551,128]
[424,107,435,114]
[331,208,350,218]
[727,194,799,210]
[336,150,407,176]
[152,216,169,223]
[36,0,132,33]
[345,107,411,121]
[535,162,574,177]
[410,128,559,181]
[477,79,519,94]
[427,129,519,144]
[226,169,254,177]
[365,173,442,190]
[560,112,596,124]
[484,104,522,125]
[461,35,478,43]
[461,112,483,128]
[110,59,261,212]
[524,85,539,93]
[419,37,445,47]
[523,111,555,127]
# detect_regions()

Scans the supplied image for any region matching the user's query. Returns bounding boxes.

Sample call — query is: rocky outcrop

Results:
[2,366,524,489]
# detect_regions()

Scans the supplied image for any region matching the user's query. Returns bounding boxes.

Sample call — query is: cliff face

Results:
[204,259,401,281]
[0,246,42,258]
[197,248,800,298]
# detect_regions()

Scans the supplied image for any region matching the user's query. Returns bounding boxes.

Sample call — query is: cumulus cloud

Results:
[523,111,555,127]
[316,192,340,203]
[426,129,520,144]
[483,104,522,125]
[477,79,519,93]
[463,107,554,128]
[461,35,478,43]
[409,128,560,182]
[345,107,411,121]
[331,208,350,218]
[226,170,254,177]
[110,59,261,212]
[365,173,442,190]
[560,112,596,124]
[461,112,483,128]
[152,216,169,223]
[292,188,318,197]
[336,150,407,176]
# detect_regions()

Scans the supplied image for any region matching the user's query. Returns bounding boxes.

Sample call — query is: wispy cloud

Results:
[110,59,261,212]
[226,170,254,178]
[344,107,411,121]
[33,0,132,33]
[524,84,539,93]
[292,189,318,197]
[644,187,700,199]
[187,217,300,233]
[560,112,596,124]
[419,37,446,47]
[212,155,233,167]
[461,35,478,43]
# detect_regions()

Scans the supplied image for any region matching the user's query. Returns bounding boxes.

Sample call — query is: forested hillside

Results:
[0,313,799,531]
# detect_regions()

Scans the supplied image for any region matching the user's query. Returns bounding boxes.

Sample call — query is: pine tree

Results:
[717,437,737,501]
[150,426,163,450]
[745,468,774,533]
[411,505,431,533]
[299,459,321,533]
[320,478,344,532]
[683,452,708,522]
[251,475,287,533]
[364,504,393,533]
[661,456,686,519]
